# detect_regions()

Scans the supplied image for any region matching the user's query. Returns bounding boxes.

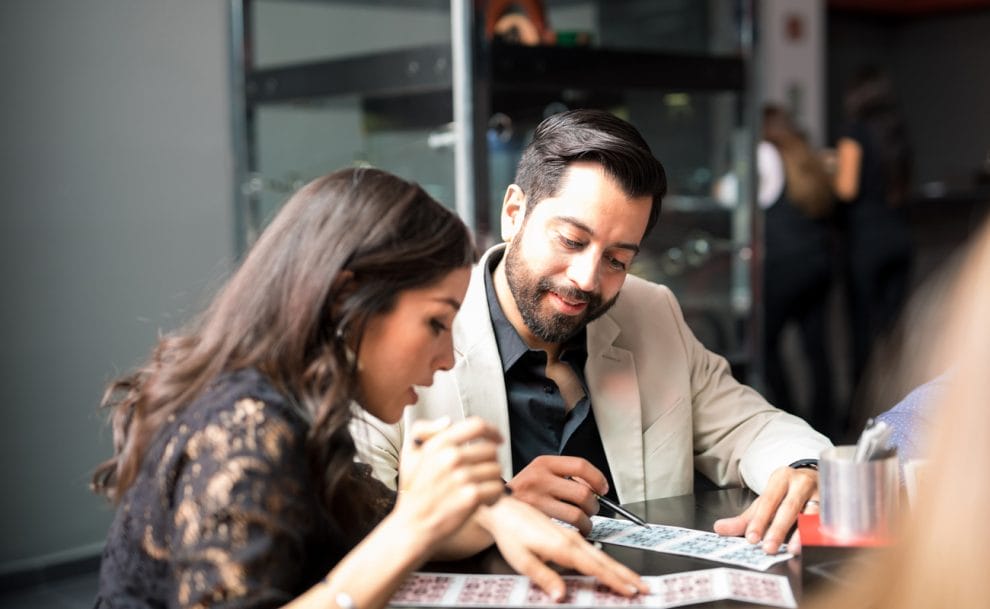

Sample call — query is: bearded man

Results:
[356,109,832,554]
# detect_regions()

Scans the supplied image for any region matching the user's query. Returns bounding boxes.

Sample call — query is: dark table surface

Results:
[426,488,873,608]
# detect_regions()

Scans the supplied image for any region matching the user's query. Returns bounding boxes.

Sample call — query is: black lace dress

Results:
[94,368,395,609]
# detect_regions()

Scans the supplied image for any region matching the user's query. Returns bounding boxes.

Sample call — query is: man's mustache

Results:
[537,279,595,305]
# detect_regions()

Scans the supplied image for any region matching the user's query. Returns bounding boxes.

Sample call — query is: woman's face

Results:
[356,267,471,424]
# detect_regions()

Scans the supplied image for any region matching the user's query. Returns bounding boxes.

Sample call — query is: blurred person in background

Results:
[760,104,837,439]
[806,216,990,609]
[91,167,645,609]
[832,66,914,428]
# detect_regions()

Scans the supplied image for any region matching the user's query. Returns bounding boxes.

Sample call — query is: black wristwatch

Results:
[788,458,819,471]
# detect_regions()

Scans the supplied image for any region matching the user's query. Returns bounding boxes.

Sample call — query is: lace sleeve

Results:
[160,397,322,609]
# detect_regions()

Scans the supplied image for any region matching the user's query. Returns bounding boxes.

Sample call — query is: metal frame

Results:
[228,0,759,377]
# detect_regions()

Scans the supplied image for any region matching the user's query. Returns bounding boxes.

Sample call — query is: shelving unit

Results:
[230,0,760,380]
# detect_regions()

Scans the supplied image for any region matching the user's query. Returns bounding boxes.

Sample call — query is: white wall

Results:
[759,0,825,145]
[0,0,234,570]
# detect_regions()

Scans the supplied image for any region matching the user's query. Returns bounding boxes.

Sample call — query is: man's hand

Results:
[712,466,818,554]
[505,455,607,535]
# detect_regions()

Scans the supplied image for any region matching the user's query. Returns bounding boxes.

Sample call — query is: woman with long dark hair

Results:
[833,66,914,416]
[761,104,836,437]
[92,167,644,609]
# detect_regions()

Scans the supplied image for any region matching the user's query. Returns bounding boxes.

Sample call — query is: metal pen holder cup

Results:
[819,445,900,540]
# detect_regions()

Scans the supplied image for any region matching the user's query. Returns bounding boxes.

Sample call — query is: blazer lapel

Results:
[449,246,515,479]
[586,314,645,503]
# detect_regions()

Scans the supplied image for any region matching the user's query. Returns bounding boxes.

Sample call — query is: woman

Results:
[761,104,836,438]
[833,66,914,412]
[92,167,644,609]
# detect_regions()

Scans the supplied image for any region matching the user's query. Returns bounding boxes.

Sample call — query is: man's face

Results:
[500,161,652,345]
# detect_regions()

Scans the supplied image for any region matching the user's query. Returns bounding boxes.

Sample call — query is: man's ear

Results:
[500,184,527,242]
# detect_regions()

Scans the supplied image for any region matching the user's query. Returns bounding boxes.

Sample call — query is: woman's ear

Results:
[332,269,357,296]
[329,270,358,328]
[500,184,527,242]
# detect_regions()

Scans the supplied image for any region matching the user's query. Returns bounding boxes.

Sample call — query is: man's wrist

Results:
[788,458,819,471]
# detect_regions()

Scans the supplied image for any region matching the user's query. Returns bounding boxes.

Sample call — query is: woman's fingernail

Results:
[553,586,566,601]
[628,584,640,595]
[746,531,761,544]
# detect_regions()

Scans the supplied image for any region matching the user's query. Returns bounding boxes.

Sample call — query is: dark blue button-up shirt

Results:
[483,251,619,503]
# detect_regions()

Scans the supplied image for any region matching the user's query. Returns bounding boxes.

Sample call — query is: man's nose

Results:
[566,250,599,293]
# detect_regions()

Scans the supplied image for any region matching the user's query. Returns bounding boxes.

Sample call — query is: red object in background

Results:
[785,13,804,42]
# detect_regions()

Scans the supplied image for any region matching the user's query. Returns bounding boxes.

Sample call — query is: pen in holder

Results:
[819,445,900,541]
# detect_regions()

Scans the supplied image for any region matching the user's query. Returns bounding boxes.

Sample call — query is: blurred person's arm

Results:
[833,137,862,201]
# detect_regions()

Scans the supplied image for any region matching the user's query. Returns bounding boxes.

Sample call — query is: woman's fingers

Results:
[549,533,646,596]
[516,556,567,602]
[417,416,502,449]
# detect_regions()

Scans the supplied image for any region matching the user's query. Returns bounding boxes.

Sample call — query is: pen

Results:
[566,476,649,528]
[594,492,650,528]
[854,418,893,462]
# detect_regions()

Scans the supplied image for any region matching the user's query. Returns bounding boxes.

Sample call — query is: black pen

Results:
[594,492,650,528]
[567,476,649,528]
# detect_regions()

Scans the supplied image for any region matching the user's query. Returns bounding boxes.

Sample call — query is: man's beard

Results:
[504,244,619,344]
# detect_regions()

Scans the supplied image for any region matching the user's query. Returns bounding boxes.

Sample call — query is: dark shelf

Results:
[488,42,744,92]
[246,44,452,104]
[245,42,745,106]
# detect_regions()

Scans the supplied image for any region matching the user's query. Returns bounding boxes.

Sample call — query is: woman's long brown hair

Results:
[92,167,475,525]
[762,104,833,219]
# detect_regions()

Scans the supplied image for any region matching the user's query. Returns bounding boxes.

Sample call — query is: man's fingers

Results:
[790,529,803,554]
[712,498,758,536]
[535,499,592,535]
[712,514,748,537]
[742,472,791,543]
[551,476,599,516]
[761,476,817,553]
[535,455,609,496]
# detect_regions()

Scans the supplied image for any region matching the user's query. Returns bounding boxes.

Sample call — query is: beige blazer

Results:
[354,245,832,503]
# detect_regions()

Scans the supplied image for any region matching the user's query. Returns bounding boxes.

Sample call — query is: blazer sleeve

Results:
[659,286,832,494]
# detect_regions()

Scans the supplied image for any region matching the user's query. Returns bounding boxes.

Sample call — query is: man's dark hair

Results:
[514,109,667,237]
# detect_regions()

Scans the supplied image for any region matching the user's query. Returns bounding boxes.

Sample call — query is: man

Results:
[876,375,943,463]
[357,109,832,554]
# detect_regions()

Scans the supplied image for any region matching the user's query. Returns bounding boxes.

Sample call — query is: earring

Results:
[335,326,357,368]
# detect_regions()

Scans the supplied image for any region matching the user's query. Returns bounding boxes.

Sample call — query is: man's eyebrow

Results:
[554,216,641,254]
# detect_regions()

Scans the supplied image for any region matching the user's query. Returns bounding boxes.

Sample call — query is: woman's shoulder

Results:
[189,368,306,429]
[157,368,310,477]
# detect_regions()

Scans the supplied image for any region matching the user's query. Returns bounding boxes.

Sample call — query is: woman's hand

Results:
[477,497,647,602]
[392,417,505,544]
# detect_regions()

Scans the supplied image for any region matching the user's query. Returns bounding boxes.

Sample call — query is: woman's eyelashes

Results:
[429,318,450,335]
